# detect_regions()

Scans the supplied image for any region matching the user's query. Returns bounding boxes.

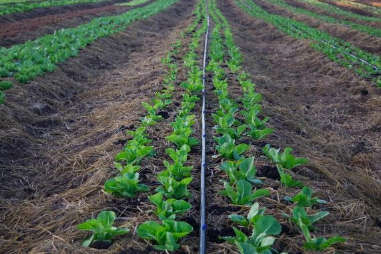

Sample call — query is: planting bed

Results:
[1,0,381,253]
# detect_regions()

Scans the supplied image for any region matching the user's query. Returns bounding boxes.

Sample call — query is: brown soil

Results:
[283,0,381,29]
[0,0,199,252]
[206,0,381,253]
[253,0,381,55]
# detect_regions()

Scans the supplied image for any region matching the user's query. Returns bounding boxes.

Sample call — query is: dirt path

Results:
[253,0,381,55]
[216,0,381,253]
[0,0,197,252]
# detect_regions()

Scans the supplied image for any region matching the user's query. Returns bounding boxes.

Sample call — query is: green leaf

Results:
[97,211,116,227]
[252,189,270,200]
[236,242,258,254]
[137,221,163,241]
[253,215,282,237]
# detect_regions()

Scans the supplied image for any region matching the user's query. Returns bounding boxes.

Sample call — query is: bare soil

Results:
[0,0,199,252]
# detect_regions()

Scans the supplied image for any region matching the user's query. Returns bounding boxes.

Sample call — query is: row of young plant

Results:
[325,0,381,16]
[236,0,381,87]
[0,0,112,16]
[297,0,381,22]
[266,0,381,39]
[208,0,346,252]
[76,37,183,249]
[136,1,210,251]
[0,0,179,105]
[77,0,209,251]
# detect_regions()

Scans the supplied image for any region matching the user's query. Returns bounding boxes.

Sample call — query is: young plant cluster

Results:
[236,0,381,87]
[0,0,179,104]
[77,29,182,249]
[136,1,209,251]
[209,0,346,252]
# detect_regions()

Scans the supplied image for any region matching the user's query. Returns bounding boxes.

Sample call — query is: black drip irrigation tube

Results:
[199,1,210,253]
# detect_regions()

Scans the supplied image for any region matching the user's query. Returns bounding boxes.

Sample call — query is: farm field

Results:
[0,0,381,253]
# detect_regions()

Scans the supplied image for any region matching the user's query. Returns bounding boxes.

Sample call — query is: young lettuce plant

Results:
[220,179,270,205]
[262,145,308,170]
[77,211,129,247]
[282,206,329,231]
[104,172,149,198]
[277,165,303,188]
[166,115,200,148]
[228,202,266,227]
[221,215,282,254]
[137,220,193,251]
[115,144,155,165]
[113,162,140,175]
[158,161,193,181]
[213,113,247,139]
[220,157,262,185]
[214,134,249,160]
[284,186,327,207]
[149,193,191,220]
[156,176,193,199]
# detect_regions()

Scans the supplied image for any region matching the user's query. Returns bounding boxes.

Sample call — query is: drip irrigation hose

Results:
[200,1,210,253]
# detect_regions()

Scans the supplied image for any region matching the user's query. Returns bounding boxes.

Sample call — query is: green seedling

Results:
[215,134,249,160]
[78,211,129,247]
[149,193,191,220]
[213,113,247,139]
[220,179,270,205]
[262,145,308,170]
[228,202,266,227]
[220,157,262,185]
[156,176,192,199]
[137,220,193,251]
[104,172,149,198]
[282,206,329,231]
[220,216,281,254]
[115,144,155,165]
[284,186,327,207]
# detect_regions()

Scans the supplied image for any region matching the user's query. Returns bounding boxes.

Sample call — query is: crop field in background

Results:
[0,0,381,253]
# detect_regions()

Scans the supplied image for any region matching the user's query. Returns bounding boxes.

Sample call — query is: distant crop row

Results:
[0,0,112,16]
[326,0,381,16]
[0,0,177,105]
[297,0,381,22]
[236,0,381,87]
[267,0,381,39]
[208,0,345,252]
